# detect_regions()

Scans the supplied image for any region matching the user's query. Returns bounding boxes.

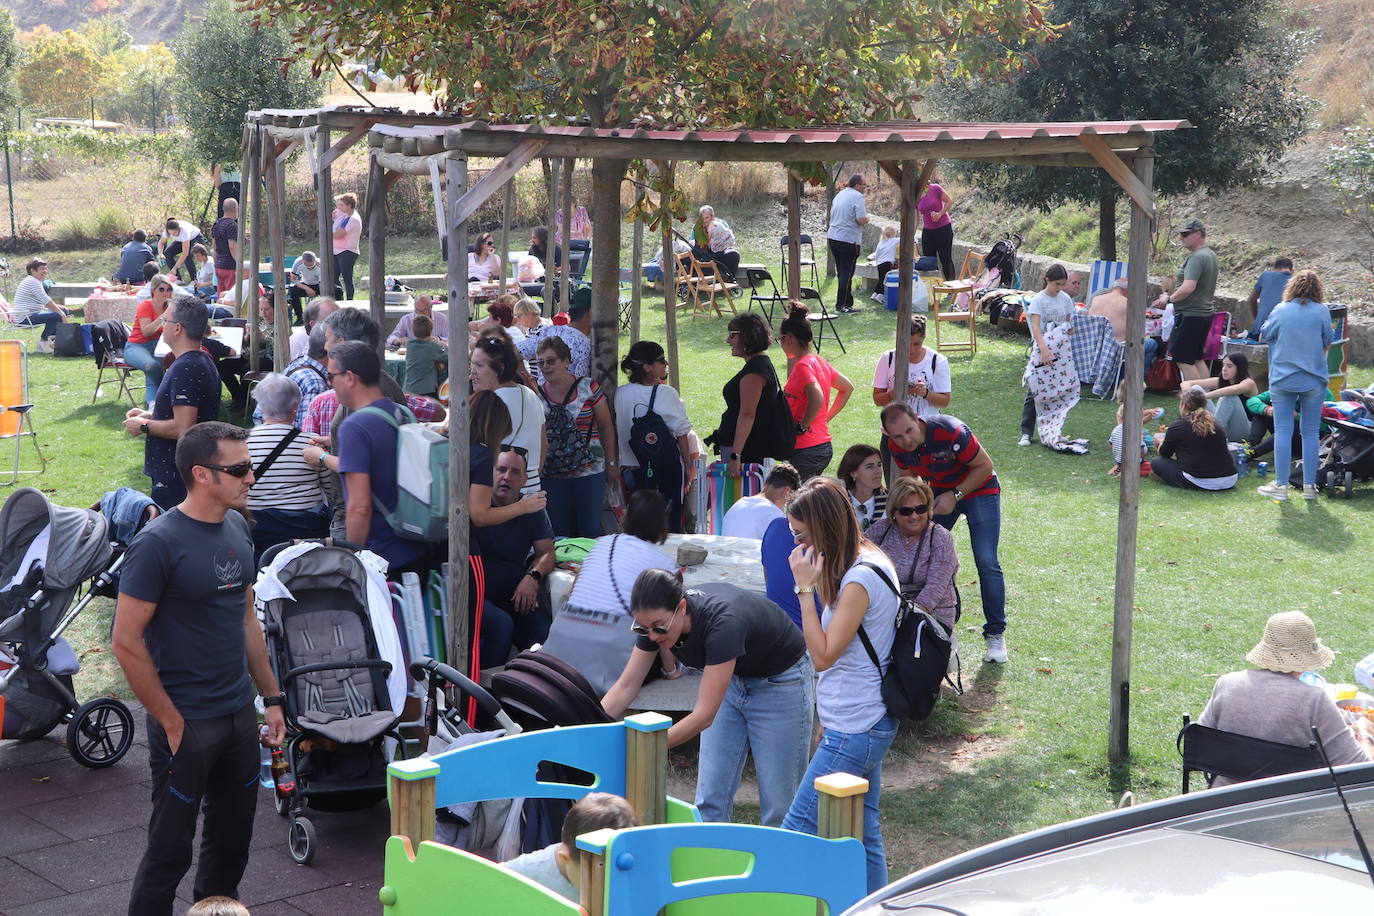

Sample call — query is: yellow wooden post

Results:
[575,827,614,916]
[815,773,868,841]
[388,757,440,847]
[624,712,671,827]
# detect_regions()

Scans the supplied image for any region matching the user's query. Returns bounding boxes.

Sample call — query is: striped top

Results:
[12,276,51,319]
[246,424,325,511]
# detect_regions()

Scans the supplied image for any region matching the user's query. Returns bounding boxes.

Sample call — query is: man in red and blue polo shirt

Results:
[881,403,1007,663]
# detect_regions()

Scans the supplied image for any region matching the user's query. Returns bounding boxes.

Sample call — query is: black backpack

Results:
[854,561,962,722]
[628,385,683,487]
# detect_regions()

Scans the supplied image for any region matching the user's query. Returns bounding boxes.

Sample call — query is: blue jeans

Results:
[784,713,898,892]
[1271,386,1325,487]
[542,471,605,538]
[123,339,164,405]
[696,654,814,827]
[935,491,1005,637]
[1143,337,1159,376]
[17,311,63,340]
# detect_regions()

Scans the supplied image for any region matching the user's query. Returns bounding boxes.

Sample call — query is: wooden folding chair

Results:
[959,250,985,281]
[931,278,978,356]
[683,255,740,319]
[0,341,47,485]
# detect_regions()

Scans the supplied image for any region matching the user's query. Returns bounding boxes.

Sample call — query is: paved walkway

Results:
[1,708,390,916]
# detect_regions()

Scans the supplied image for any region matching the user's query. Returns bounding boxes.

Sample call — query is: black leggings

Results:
[335,249,359,300]
[872,261,893,294]
[921,223,956,280]
[1247,412,1299,460]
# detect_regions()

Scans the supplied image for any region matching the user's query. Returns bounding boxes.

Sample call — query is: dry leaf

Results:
[1035,667,1054,675]
[32,776,50,783]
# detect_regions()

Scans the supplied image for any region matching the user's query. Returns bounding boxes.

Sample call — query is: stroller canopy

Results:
[0,487,112,593]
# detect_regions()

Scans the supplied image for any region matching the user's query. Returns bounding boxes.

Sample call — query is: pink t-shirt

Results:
[918,183,951,230]
[333,210,362,255]
[785,353,837,449]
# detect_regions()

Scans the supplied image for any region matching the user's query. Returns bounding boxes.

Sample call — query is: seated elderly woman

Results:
[246,373,329,563]
[692,205,741,282]
[863,475,959,629]
[1198,610,1373,786]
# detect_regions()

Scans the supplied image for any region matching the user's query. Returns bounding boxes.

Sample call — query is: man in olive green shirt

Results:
[1153,218,1218,381]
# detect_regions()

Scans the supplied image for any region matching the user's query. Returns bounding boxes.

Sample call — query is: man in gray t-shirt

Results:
[826,174,869,314]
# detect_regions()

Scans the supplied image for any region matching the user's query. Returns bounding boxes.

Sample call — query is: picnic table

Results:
[81,293,140,324]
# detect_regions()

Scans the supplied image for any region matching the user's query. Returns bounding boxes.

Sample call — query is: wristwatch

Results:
[952,488,964,502]
[139,422,149,436]
[727,451,741,462]
[317,453,327,469]
[525,569,544,582]
[794,585,815,595]
[262,694,285,708]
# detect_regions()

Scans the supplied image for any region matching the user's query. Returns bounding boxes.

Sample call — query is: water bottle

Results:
[258,727,274,789]
[1235,450,1248,478]
[1299,671,1327,689]
[1258,461,1269,477]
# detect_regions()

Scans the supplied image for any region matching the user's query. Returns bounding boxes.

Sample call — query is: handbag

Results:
[1145,357,1181,393]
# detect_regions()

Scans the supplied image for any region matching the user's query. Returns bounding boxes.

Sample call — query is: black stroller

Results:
[1316,419,1374,498]
[0,487,136,767]
[257,541,411,865]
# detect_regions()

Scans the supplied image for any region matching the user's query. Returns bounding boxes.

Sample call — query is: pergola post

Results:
[1109,147,1156,764]
[559,157,573,309]
[247,128,264,365]
[267,144,290,372]
[445,152,472,675]
[366,151,387,357]
[543,158,559,311]
[894,160,917,407]
[317,126,334,297]
[630,188,644,342]
[234,124,249,309]
[786,173,802,299]
[661,178,679,390]
[500,179,513,287]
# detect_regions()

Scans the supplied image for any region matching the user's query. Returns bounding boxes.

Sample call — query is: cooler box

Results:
[885,271,930,312]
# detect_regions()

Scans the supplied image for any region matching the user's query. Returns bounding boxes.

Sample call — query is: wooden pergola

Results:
[242,111,1189,762]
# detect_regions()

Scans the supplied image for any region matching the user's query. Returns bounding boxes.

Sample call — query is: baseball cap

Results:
[568,286,592,314]
[1177,218,1204,234]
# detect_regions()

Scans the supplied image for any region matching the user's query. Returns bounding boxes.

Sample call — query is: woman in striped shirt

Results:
[247,373,328,562]
[837,443,886,532]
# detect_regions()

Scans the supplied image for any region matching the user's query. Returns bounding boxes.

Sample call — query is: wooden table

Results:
[81,294,140,324]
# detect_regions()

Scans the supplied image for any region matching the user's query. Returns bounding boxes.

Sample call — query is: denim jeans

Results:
[1143,337,1160,376]
[783,713,898,892]
[828,239,861,311]
[123,339,164,405]
[696,654,814,827]
[1271,386,1325,487]
[935,491,1005,637]
[542,471,605,538]
[17,311,63,340]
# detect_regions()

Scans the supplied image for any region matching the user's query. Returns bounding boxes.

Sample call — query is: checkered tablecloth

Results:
[1070,313,1113,384]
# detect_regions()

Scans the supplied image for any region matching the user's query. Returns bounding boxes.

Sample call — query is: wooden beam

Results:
[544,159,558,309]
[1078,134,1155,217]
[318,119,376,172]
[383,169,406,192]
[272,139,298,158]
[786,174,802,298]
[262,125,317,143]
[265,137,290,372]
[375,150,441,177]
[630,189,644,342]
[499,179,513,288]
[660,166,678,390]
[444,153,471,675]
[316,126,334,297]
[247,127,263,366]
[892,158,917,481]
[623,713,670,827]
[428,157,446,253]
[558,157,573,310]
[876,161,904,186]
[367,152,387,357]
[1109,148,1155,765]
[449,139,549,230]
[235,122,250,312]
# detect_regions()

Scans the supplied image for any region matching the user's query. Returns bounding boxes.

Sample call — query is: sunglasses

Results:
[727,330,741,338]
[326,370,348,381]
[200,461,253,478]
[499,444,529,458]
[155,286,173,293]
[629,603,683,637]
[1178,230,1196,238]
[895,504,929,517]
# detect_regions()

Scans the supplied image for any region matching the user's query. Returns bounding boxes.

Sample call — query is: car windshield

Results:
[1186,787,1374,873]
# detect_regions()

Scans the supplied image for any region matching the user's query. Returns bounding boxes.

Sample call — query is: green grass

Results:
[10,230,1374,880]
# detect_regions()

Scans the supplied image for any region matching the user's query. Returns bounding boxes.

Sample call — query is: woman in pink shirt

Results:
[331,192,362,299]
[917,179,956,280]
[778,305,854,480]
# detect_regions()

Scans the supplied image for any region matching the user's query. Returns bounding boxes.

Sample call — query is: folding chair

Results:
[682,255,740,319]
[797,286,845,354]
[1177,714,1322,793]
[90,324,138,406]
[617,267,636,333]
[930,279,978,356]
[958,250,985,282]
[567,240,591,286]
[779,235,818,289]
[1089,259,1127,300]
[745,267,789,324]
[0,341,47,485]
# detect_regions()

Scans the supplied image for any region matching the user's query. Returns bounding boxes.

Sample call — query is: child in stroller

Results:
[0,487,143,766]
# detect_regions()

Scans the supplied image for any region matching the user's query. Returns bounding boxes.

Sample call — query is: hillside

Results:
[0,0,200,44]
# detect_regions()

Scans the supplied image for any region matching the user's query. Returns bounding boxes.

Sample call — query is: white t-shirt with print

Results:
[872,348,950,418]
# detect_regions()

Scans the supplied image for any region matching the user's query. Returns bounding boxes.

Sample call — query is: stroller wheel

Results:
[1345,470,1355,499]
[66,698,134,768]
[1327,470,1338,494]
[275,790,292,817]
[288,816,317,865]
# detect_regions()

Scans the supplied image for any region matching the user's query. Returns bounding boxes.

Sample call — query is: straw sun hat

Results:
[1245,611,1336,673]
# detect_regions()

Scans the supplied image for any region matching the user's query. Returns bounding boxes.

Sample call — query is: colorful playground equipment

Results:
[380,712,870,915]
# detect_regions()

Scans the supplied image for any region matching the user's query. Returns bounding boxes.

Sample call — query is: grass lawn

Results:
[9,231,1374,880]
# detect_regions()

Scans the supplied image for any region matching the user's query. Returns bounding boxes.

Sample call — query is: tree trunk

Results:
[1099,183,1117,262]
[823,162,843,277]
[589,157,626,394]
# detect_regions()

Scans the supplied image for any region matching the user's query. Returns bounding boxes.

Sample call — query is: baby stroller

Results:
[257,541,410,865]
[0,487,136,767]
[1316,419,1374,499]
[982,232,1023,289]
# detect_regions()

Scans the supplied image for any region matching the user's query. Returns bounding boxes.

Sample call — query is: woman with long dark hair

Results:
[471,332,546,494]
[1195,353,1258,442]
[709,312,781,478]
[837,443,885,532]
[783,478,900,892]
[615,340,693,530]
[468,231,502,283]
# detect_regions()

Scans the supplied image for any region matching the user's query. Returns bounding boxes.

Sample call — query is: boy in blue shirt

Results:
[1247,257,1293,339]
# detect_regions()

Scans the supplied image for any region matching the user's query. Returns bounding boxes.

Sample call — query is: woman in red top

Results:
[123,276,174,407]
[778,304,853,481]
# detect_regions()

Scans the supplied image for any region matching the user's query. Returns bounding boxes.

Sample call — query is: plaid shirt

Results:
[1069,312,1113,384]
[301,389,440,437]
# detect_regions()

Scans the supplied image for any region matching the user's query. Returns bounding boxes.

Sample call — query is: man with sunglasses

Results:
[880,402,1007,664]
[472,446,557,656]
[123,297,224,510]
[114,422,285,915]
[1152,218,1218,382]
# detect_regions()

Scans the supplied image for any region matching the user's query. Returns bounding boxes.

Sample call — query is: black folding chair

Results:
[1177,714,1323,793]
[780,235,818,289]
[797,287,845,354]
[745,267,789,325]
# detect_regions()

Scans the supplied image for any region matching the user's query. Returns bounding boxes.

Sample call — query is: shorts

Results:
[1170,314,1212,364]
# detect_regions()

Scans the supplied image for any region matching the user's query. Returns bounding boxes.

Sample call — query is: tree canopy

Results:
[930,0,1313,258]
[16,27,103,115]
[1327,127,1374,281]
[0,10,19,116]
[173,0,321,164]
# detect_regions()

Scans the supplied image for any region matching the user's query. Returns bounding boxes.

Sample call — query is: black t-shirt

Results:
[473,508,554,609]
[716,354,781,463]
[118,508,255,719]
[1158,417,1236,478]
[468,442,494,558]
[637,582,804,678]
[145,349,221,484]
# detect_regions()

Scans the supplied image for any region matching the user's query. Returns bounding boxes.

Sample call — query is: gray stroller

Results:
[0,487,136,767]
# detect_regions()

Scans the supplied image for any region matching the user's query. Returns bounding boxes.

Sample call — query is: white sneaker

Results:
[871,292,885,302]
[35,339,53,354]
[1017,434,1032,447]
[983,635,1008,664]
[1302,484,1319,500]
[1256,481,1289,501]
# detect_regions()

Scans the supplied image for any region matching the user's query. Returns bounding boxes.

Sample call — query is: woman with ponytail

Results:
[1149,385,1237,491]
[778,303,854,480]
[614,340,694,530]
